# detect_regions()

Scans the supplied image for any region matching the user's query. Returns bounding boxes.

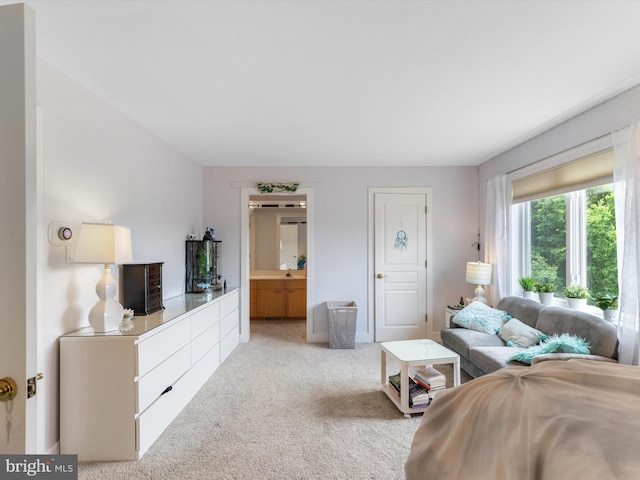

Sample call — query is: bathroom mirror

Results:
[249,195,307,271]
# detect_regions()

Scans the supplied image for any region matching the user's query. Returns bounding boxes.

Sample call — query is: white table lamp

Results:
[466,261,492,304]
[74,223,133,332]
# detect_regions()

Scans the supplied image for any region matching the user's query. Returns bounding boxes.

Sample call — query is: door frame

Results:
[368,187,433,342]
[0,4,44,453]
[239,187,314,343]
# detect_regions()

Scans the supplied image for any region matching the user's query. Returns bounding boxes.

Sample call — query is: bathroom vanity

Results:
[250,274,306,319]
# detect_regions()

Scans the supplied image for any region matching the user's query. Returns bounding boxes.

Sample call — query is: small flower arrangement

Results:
[123,308,134,320]
[535,283,556,293]
[564,284,589,299]
[256,182,299,193]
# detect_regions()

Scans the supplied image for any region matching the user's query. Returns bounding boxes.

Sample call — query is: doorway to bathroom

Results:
[239,188,314,343]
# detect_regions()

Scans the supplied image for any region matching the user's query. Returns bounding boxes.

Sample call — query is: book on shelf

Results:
[388,373,429,407]
[414,366,446,389]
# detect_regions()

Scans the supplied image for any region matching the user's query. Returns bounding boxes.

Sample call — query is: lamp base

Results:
[88,299,124,332]
[88,264,124,333]
[472,284,488,304]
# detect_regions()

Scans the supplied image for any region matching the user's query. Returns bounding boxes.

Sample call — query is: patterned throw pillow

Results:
[509,333,590,365]
[498,318,547,348]
[452,301,511,334]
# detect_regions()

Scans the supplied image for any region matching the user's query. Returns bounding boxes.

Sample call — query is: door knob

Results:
[376,273,386,279]
[0,377,17,402]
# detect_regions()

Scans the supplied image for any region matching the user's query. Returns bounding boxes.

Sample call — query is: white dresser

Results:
[60,288,239,461]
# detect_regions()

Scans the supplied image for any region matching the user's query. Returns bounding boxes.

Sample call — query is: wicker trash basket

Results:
[327,301,358,349]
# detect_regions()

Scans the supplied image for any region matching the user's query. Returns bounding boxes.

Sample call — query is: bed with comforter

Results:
[405,359,640,480]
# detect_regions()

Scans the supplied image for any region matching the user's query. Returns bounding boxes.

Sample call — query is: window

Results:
[510,141,618,308]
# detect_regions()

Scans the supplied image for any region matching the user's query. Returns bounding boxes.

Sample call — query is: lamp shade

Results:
[74,223,133,265]
[466,262,492,285]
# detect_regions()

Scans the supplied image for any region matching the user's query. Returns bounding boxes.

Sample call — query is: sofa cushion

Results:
[509,333,590,365]
[496,296,546,329]
[534,306,618,359]
[498,318,547,348]
[441,328,506,360]
[452,301,510,333]
[469,346,526,375]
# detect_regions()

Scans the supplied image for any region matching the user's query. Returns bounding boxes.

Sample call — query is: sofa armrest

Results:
[531,353,618,365]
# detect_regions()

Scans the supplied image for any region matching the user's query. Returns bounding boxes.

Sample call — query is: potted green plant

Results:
[535,282,556,305]
[518,277,535,299]
[564,284,589,310]
[594,294,618,322]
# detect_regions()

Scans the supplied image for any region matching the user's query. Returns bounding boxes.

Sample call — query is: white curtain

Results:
[485,174,510,306]
[612,122,640,366]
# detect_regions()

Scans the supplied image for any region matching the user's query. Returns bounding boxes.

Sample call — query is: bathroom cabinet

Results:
[250,278,306,319]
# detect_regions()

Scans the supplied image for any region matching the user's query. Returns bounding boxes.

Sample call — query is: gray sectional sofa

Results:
[441,296,619,378]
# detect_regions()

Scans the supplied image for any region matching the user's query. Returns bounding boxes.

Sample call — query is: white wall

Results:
[203,166,479,339]
[37,59,203,451]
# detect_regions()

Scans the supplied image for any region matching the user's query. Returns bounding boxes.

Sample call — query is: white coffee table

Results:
[380,339,460,417]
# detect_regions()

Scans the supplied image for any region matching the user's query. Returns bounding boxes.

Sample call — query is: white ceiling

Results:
[8,0,640,167]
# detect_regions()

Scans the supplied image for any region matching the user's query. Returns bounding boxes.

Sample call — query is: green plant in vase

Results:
[594,294,618,322]
[518,277,535,298]
[535,282,556,305]
[564,284,589,299]
[196,249,212,292]
[564,284,589,310]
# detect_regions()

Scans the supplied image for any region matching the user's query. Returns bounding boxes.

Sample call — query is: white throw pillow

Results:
[498,318,547,348]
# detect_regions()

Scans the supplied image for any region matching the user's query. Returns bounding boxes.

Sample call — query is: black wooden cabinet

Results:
[122,262,164,315]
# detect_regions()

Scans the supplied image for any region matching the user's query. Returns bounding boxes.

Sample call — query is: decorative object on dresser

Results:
[186,240,222,293]
[465,261,492,304]
[123,262,164,315]
[73,222,133,332]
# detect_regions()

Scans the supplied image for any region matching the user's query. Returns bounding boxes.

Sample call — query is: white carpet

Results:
[79,320,468,480]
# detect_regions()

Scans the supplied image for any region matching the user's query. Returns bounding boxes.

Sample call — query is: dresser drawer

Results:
[221,324,239,363]
[137,317,190,377]
[136,344,191,414]
[220,290,239,318]
[136,346,219,456]
[190,302,220,339]
[192,323,220,364]
[220,307,239,338]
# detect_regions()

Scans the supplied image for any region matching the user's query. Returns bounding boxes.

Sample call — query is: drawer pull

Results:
[161,385,173,396]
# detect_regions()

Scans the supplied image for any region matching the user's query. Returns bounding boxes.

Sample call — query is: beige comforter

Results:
[405,359,640,480]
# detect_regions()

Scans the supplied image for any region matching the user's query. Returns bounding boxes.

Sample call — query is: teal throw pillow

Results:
[509,333,590,365]
[452,301,511,334]
[498,318,547,348]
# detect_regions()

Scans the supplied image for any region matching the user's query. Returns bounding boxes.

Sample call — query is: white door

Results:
[279,224,298,270]
[374,193,427,341]
[0,4,42,453]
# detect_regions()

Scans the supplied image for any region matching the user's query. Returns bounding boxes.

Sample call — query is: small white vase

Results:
[523,290,535,299]
[538,292,554,305]
[603,308,618,322]
[567,298,587,310]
